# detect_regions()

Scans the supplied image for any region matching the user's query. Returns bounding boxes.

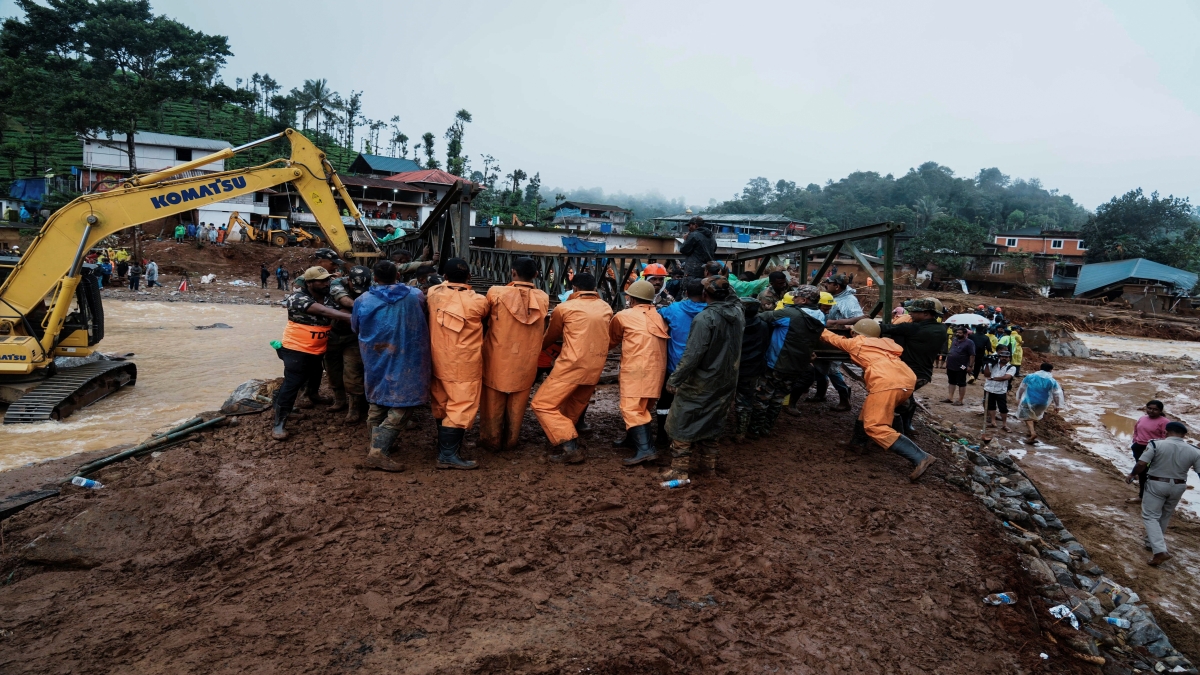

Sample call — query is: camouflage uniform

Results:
[324,279,365,402]
[274,287,338,416]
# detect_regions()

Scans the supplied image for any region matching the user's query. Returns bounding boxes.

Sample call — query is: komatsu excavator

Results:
[0,129,379,423]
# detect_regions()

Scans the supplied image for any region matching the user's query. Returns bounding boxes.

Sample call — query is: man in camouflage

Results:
[752,285,825,437]
[325,265,372,423]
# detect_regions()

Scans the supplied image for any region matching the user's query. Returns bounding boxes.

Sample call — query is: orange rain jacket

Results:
[819,330,916,392]
[608,304,670,398]
[541,291,613,384]
[483,281,550,392]
[427,282,490,383]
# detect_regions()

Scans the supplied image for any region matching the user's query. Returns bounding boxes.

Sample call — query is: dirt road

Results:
[0,385,1083,674]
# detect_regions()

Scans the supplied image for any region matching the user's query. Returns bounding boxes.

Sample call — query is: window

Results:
[1005,238,1017,247]
[1050,239,1064,249]
[1077,240,1087,250]
[990,261,1006,274]
[175,148,192,161]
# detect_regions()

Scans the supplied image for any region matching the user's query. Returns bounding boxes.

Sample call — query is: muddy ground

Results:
[0,383,1089,674]
[918,353,1200,667]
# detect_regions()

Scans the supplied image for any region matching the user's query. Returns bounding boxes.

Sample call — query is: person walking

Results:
[751,285,825,437]
[655,279,706,446]
[943,327,975,406]
[145,260,159,288]
[279,267,290,290]
[426,258,489,470]
[1125,422,1199,567]
[820,319,937,481]
[128,262,143,291]
[679,216,716,279]
[982,348,1017,432]
[609,280,670,466]
[531,273,613,464]
[325,265,372,423]
[276,265,286,290]
[174,223,186,243]
[1127,400,1169,503]
[661,277,744,480]
[479,257,549,453]
[271,267,350,440]
[98,258,112,288]
[1016,362,1064,445]
[353,260,430,472]
[260,263,270,290]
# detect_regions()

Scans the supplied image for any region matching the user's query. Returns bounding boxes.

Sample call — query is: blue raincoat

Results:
[352,283,431,407]
[659,299,706,373]
[765,307,824,369]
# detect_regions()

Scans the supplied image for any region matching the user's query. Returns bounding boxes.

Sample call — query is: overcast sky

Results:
[5,0,1197,210]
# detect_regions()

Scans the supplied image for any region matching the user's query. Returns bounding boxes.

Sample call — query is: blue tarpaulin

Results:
[561,236,606,254]
[9,178,47,207]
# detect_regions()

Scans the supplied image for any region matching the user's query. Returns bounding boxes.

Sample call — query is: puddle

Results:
[1031,453,1095,473]
[1099,410,1137,440]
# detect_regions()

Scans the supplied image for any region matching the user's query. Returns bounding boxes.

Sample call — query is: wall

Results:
[83,140,227,173]
[994,235,1087,257]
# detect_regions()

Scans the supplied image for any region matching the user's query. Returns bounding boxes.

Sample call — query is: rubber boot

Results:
[660,454,690,481]
[749,408,769,439]
[842,420,869,450]
[888,435,936,481]
[575,407,593,436]
[611,432,632,449]
[344,394,367,425]
[735,408,751,440]
[366,426,405,472]
[549,438,585,464]
[328,388,347,412]
[300,387,333,408]
[436,426,478,470]
[272,407,289,440]
[899,399,917,435]
[696,451,717,476]
[622,424,658,466]
[832,391,852,412]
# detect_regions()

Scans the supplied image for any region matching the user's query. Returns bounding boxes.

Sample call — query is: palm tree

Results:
[912,196,947,229]
[297,79,336,134]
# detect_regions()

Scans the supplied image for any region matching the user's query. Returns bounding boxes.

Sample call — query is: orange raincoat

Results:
[531,291,613,446]
[820,330,916,448]
[479,281,550,450]
[426,282,490,429]
[608,304,670,428]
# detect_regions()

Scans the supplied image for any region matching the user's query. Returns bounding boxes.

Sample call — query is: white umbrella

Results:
[946,313,990,326]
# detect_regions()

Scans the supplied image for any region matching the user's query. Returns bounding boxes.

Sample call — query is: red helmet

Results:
[643,263,668,277]
[994,306,1002,312]
[977,304,986,310]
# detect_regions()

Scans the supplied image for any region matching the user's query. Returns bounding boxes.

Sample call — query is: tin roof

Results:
[119,132,232,151]
[384,169,471,186]
[654,213,808,225]
[1073,258,1198,297]
[556,201,632,214]
[349,154,423,174]
[339,175,428,192]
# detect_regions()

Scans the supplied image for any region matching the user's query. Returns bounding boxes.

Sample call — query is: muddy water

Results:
[0,301,284,472]
[1060,333,1200,517]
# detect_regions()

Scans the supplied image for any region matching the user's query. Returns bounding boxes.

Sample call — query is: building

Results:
[1073,258,1197,312]
[81,132,232,192]
[347,154,423,177]
[384,169,477,228]
[993,227,1086,259]
[289,175,428,239]
[493,225,676,254]
[551,201,632,232]
[653,213,810,252]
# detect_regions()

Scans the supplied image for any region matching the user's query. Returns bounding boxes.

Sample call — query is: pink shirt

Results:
[1133,415,1169,445]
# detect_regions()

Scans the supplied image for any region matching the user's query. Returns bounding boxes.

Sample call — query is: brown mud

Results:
[0,384,1086,674]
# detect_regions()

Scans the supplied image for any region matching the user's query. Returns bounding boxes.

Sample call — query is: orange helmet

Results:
[643,263,668,277]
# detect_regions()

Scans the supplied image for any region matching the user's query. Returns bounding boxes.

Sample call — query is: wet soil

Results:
[919,353,1200,666]
[0,385,1084,674]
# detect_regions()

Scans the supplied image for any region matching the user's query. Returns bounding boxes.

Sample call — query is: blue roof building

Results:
[1074,259,1197,312]
[347,154,423,177]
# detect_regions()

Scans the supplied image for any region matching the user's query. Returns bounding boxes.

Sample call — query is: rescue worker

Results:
[609,280,670,465]
[641,263,671,307]
[820,319,937,482]
[531,273,613,464]
[881,298,946,434]
[352,261,431,472]
[797,291,838,406]
[655,279,706,446]
[758,271,793,312]
[679,216,716,278]
[479,257,550,452]
[426,258,489,469]
[272,267,351,440]
[325,265,372,423]
[1125,421,1199,567]
[662,277,744,480]
[815,274,861,411]
[752,285,824,436]
[735,298,772,439]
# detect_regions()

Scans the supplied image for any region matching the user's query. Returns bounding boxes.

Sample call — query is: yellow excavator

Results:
[0,129,380,422]
[235,212,322,248]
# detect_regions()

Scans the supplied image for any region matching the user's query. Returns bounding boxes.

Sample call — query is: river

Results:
[0,301,283,472]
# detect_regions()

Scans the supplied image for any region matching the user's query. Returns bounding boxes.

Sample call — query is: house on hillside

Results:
[653,213,810,254]
[384,169,478,228]
[288,175,428,240]
[347,153,423,177]
[1074,258,1197,313]
[81,132,232,192]
[551,201,632,232]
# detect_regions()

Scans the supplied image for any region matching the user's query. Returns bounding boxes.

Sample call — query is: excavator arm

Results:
[0,128,377,377]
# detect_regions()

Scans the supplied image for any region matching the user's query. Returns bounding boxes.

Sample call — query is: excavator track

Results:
[3,361,137,424]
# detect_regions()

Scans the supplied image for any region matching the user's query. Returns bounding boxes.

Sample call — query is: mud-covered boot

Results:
[898,399,917,435]
[696,451,718,477]
[344,394,367,425]
[436,426,478,470]
[660,451,690,482]
[887,435,936,481]
[549,438,585,464]
[328,388,347,412]
[366,426,404,472]
[272,406,289,440]
[622,424,658,466]
[748,408,769,439]
[300,388,332,408]
[611,432,632,449]
[842,420,870,451]
[832,391,852,412]
[735,408,751,441]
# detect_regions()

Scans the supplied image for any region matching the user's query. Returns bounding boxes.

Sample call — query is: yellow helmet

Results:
[818,291,835,306]
[851,318,881,338]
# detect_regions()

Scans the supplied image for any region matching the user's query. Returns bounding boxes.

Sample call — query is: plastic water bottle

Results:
[270,340,283,350]
[1105,617,1131,629]
[983,593,1017,605]
[71,476,104,489]
[661,479,691,489]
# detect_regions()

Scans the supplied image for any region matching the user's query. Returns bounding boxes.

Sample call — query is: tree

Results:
[444,108,472,176]
[1082,189,1200,271]
[505,168,527,203]
[295,78,335,133]
[1005,209,1026,229]
[420,132,439,169]
[1,0,235,174]
[911,196,946,230]
[342,90,362,150]
[903,217,988,277]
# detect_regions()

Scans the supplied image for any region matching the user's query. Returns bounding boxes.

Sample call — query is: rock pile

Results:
[945,439,1197,673]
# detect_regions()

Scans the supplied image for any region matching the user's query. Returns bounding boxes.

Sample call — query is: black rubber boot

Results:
[436,426,477,470]
[888,434,936,481]
[366,426,404,472]
[272,406,289,440]
[328,388,347,412]
[842,420,869,450]
[344,395,367,425]
[611,432,632,449]
[622,424,658,466]
[549,438,584,464]
[898,399,917,435]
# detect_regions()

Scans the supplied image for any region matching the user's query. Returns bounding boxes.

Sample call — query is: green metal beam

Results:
[732,221,902,261]
[812,242,843,283]
[844,240,884,287]
[882,232,895,325]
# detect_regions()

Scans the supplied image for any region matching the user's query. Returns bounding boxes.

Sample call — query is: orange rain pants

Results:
[531,377,594,446]
[860,388,911,448]
[431,378,483,429]
[479,386,531,450]
[619,397,656,428]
